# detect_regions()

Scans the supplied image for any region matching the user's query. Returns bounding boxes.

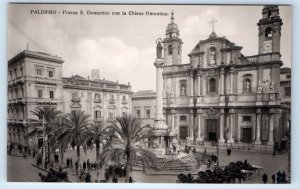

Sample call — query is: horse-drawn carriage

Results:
[39,168,68,182]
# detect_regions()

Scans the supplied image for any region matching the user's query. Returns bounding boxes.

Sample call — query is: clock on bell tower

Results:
[257,5,283,54]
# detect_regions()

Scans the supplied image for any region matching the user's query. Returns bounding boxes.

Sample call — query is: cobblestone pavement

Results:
[7,147,289,183]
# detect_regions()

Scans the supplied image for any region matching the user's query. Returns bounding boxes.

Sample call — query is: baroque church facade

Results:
[162,6,290,151]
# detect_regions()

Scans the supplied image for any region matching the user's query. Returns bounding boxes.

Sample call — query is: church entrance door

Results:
[179,126,188,140]
[206,119,218,141]
[242,128,252,143]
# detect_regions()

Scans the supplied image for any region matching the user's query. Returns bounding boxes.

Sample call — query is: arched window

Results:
[209,78,216,93]
[265,27,273,38]
[178,45,180,55]
[242,74,252,93]
[180,80,186,96]
[168,45,173,55]
[95,93,99,99]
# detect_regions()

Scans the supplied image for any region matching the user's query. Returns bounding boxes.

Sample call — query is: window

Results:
[122,96,126,100]
[36,69,42,77]
[123,112,127,117]
[178,45,181,55]
[109,112,114,119]
[95,93,99,99]
[168,45,173,55]
[243,116,251,122]
[49,91,54,99]
[267,10,272,18]
[180,115,187,121]
[14,68,17,78]
[136,110,141,119]
[180,80,187,96]
[20,67,23,77]
[209,78,216,93]
[284,87,291,96]
[286,75,291,79]
[243,79,251,92]
[265,27,273,38]
[38,90,43,99]
[9,71,12,80]
[49,71,54,78]
[146,110,151,118]
[94,110,101,119]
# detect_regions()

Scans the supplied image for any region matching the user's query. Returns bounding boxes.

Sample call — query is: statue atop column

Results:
[156,38,163,59]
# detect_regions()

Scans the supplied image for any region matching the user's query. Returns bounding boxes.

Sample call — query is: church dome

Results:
[165,11,180,35]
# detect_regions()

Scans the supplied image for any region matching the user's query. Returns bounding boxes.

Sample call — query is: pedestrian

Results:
[112,175,118,183]
[87,159,90,170]
[75,161,79,172]
[105,169,110,182]
[208,159,211,168]
[83,161,87,171]
[70,157,73,167]
[85,172,91,182]
[272,174,276,183]
[262,173,268,184]
[66,158,70,167]
[129,176,133,183]
[282,171,287,183]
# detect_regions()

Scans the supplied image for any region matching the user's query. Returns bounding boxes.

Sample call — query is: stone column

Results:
[228,109,234,144]
[219,109,225,143]
[255,109,262,144]
[153,58,168,132]
[171,109,176,132]
[190,74,194,96]
[230,69,234,94]
[197,74,201,96]
[189,109,194,140]
[268,109,274,145]
[197,112,203,142]
[221,69,225,94]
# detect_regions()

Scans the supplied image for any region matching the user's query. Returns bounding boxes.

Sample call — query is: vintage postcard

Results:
[7,3,291,183]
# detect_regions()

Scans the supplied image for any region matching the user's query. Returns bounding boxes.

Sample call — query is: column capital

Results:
[154,58,165,68]
[220,109,225,114]
[229,109,235,114]
[256,108,262,114]
[189,109,194,114]
[197,109,204,114]
[171,109,176,114]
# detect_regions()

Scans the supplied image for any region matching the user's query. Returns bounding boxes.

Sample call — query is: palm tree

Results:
[82,121,108,182]
[27,105,61,161]
[56,110,91,174]
[51,114,69,165]
[101,115,157,182]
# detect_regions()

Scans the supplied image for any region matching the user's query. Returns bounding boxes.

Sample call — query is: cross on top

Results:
[209,18,218,32]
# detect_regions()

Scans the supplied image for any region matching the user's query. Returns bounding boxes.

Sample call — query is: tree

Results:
[56,110,91,174]
[82,121,108,182]
[101,115,157,182]
[27,105,61,162]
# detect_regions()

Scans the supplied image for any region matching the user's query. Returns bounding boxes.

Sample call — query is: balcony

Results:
[71,96,81,103]
[36,77,57,85]
[94,98,102,103]
[37,98,58,105]
[109,98,116,104]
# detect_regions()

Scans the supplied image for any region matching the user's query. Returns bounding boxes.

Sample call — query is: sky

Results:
[7,4,292,92]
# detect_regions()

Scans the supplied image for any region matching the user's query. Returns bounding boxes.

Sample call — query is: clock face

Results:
[263,40,272,53]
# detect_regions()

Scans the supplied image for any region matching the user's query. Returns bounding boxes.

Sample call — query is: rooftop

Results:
[132,90,156,98]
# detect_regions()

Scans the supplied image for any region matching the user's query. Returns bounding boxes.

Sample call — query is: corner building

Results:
[162,6,290,151]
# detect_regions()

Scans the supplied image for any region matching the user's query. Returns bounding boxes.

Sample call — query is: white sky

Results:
[8,4,291,92]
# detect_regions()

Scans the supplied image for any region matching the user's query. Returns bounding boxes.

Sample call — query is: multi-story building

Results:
[132,90,156,119]
[280,67,291,134]
[62,75,132,122]
[161,6,290,151]
[7,50,132,146]
[7,50,64,146]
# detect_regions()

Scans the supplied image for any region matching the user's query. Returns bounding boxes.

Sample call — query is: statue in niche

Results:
[244,79,250,92]
[257,81,263,93]
[156,38,163,59]
[209,47,217,65]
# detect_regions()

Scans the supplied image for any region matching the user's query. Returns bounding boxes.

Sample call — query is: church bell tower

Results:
[257,5,283,54]
[163,11,183,66]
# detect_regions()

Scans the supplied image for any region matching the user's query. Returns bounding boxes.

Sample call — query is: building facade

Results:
[7,51,132,146]
[62,75,132,122]
[7,51,64,146]
[161,6,290,151]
